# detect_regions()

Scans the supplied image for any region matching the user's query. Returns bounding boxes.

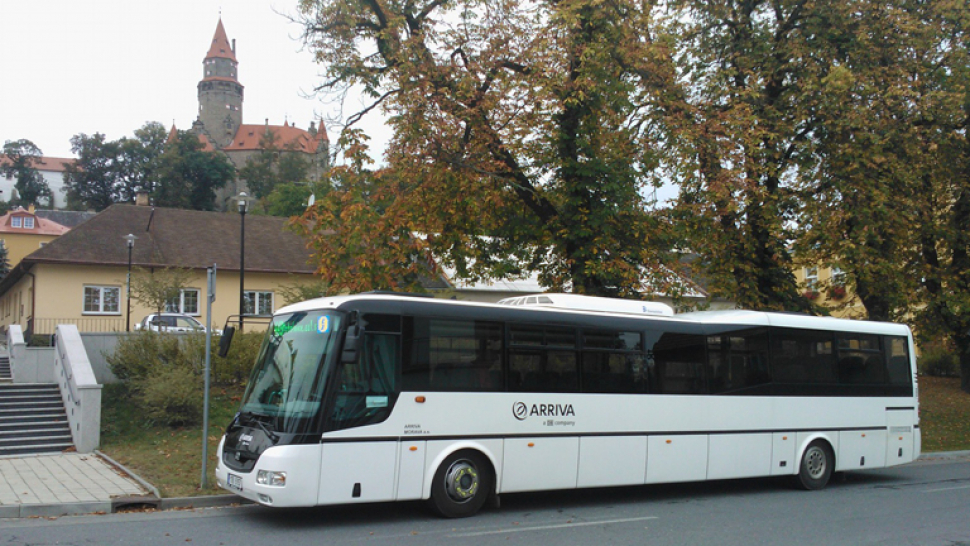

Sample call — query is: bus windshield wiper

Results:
[239,411,279,443]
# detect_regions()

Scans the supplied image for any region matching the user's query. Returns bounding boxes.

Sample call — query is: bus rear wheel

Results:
[429,451,493,518]
[796,441,834,490]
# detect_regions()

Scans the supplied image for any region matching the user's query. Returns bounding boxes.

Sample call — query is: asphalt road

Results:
[2,455,968,546]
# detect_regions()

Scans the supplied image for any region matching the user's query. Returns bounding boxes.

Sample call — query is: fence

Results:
[30,317,127,336]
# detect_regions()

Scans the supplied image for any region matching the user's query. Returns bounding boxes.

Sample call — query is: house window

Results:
[244,291,273,316]
[11,217,21,228]
[83,286,120,314]
[24,217,34,229]
[165,289,201,315]
[804,268,818,291]
[831,267,846,286]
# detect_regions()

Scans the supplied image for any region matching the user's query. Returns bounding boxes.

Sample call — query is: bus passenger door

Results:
[318,332,401,504]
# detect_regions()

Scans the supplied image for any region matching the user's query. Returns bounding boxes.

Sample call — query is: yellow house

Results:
[0,206,70,268]
[792,264,867,319]
[0,204,320,337]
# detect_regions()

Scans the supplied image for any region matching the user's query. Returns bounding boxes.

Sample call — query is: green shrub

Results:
[212,331,265,385]
[106,329,265,427]
[107,331,198,384]
[919,347,959,377]
[28,334,52,347]
[137,366,203,426]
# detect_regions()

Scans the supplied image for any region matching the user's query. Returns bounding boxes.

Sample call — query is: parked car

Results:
[134,313,221,335]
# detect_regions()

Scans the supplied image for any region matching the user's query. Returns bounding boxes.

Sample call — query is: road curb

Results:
[157,495,253,510]
[918,450,970,460]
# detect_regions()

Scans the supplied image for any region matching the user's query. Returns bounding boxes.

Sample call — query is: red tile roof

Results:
[206,19,237,62]
[224,123,329,153]
[0,207,70,236]
[168,125,218,153]
[0,156,76,173]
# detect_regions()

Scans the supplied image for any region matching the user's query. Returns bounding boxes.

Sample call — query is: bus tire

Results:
[796,441,834,490]
[429,450,493,518]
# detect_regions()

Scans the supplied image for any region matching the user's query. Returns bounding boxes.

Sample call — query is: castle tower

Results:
[197,19,244,148]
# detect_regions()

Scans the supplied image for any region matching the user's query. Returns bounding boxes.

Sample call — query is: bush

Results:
[106,330,265,427]
[212,331,264,385]
[138,366,203,426]
[107,331,197,384]
[28,334,52,347]
[919,346,959,377]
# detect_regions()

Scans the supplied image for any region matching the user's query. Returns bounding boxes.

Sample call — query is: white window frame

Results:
[804,268,818,291]
[11,217,22,228]
[24,217,34,229]
[83,285,121,315]
[165,288,201,316]
[244,290,274,316]
[831,267,846,286]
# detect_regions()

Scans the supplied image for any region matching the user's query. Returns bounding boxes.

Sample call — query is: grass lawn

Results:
[99,383,245,498]
[98,375,970,498]
[917,375,970,452]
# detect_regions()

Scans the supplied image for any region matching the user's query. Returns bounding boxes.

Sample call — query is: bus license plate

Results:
[227,473,243,492]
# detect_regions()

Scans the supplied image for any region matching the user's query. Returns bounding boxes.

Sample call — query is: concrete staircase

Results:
[0,383,74,456]
[0,355,11,383]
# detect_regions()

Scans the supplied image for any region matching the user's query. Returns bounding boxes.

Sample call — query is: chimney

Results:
[28,204,35,214]
[136,191,150,207]
[232,39,236,55]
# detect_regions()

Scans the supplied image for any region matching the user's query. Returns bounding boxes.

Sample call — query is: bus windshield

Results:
[238,311,341,432]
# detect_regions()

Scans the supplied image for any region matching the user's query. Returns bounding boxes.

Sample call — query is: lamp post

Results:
[234,192,253,330]
[124,233,137,332]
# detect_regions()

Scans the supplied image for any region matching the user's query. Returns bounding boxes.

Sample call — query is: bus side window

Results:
[837,334,886,385]
[885,336,912,387]
[650,332,707,394]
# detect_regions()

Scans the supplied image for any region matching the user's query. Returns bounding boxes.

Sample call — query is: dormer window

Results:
[11,217,21,228]
[24,217,34,229]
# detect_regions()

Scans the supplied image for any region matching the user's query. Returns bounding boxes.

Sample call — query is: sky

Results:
[0,0,390,160]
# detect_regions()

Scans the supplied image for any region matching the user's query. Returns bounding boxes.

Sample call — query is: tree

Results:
[1,139,53,208]
[908,1,970,393]
[793,0,926,322]
[64,133,121,211]
[263,181,321,217]
[116,122,167,203]
[152,131,235,211]
[0,240,10,281]
[237,129,312,199]
[296,0,680,297]
[63,123,172,211]
[129,266,195,316]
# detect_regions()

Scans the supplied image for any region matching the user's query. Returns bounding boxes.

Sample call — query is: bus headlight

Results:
[256,470,287,486]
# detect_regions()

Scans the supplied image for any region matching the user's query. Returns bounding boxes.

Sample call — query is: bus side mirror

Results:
[218,326,236,358]
[340,325,362,363]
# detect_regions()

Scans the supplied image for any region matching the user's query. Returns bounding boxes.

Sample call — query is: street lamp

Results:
[124,233,137,332]
[234,192,253,330]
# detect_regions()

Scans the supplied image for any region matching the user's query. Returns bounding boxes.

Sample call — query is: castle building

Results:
[179,19,330,207]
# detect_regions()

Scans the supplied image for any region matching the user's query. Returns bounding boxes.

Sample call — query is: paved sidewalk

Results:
[0,453,151,518]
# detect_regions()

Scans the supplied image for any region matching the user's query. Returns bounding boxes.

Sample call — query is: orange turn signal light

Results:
[415,396,426,403]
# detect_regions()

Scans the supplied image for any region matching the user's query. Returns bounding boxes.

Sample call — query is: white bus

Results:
[215,293,920,517]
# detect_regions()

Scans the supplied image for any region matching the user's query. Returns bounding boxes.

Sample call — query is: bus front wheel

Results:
[796,441,834,490]
[429,450,493,518]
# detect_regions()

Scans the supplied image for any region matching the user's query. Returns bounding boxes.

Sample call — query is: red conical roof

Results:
[206,18,237,62]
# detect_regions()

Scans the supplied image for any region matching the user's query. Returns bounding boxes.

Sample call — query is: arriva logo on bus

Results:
[512,401,576,421]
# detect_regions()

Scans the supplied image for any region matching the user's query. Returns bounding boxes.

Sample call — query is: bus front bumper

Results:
[215,439,322,508]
